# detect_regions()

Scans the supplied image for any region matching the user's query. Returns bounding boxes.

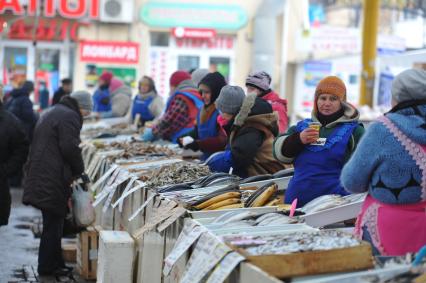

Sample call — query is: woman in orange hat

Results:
[273,76,365,207]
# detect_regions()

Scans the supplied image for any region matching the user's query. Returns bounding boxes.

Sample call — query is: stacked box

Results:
[77,227,99,280]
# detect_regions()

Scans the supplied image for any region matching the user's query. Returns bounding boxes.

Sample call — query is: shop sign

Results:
[0,0,99,19]
[80,41,139,64]
[0,18,87,41]
[175,36,234,50]
[310,26,361,54]
[172,27,216,39]
[85,64,137,88]
[141,2,247,30]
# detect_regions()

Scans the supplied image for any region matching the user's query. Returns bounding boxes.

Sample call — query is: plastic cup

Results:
[309,122,321,131]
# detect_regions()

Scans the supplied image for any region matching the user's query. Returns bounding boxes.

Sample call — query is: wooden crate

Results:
[62,243,77,263]
[77,226,99,280]
[240,243,374,279]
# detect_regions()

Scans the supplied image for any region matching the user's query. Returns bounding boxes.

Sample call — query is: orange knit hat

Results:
[314,76,346,111]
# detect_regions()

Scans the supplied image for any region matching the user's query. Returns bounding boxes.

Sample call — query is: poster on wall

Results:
[301,61,332,112]
[377,71,394,108]
[85,65,137,88]
[148,48,170,99]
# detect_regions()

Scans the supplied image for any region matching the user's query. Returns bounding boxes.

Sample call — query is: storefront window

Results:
[178,55,200,72]
[209,57,230,81]
[150,32,170,47]
[3,47,28,88]
[35,49,60,105]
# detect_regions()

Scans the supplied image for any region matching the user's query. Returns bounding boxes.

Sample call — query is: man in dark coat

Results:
[23,91,92,277]
[5,80,37,140]
[51,78,72,106]
[0,92,29,226]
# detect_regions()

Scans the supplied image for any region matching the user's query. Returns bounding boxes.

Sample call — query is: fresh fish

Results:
[189,184,240,207]
[192,173,231,188]
[206,176,240,187]
[300,194,343,213]
[240,174,272,184]
[272,168,295,178]
[244,182,277,207]
[158,184,194,193]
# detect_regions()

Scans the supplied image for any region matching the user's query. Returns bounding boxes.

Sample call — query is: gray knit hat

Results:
[191,69,210,87]
[246,71,272,91]
[71,90,93,112]
[215,85,245,115]
[392,69,426,103]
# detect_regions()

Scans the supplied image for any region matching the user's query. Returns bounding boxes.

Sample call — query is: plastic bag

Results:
[71,184,95,227]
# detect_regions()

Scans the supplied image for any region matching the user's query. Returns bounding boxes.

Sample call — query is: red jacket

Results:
[262,90,288,133]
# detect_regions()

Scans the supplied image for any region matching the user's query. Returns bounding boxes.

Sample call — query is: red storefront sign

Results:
[80,41,140,64]
[0,18,88,41]
[0,0,99,19]
[172,27,216,39]
[175,36,234,49]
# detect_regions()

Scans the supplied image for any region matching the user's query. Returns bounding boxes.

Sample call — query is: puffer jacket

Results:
[22,96,84,216]
[0,104,29,225]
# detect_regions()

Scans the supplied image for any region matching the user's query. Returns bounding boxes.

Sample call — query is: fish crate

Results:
[77,226,100,280]
[234,242,374,279]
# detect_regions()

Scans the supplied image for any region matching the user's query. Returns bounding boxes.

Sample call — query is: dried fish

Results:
[240,174,272,184]
[224,230,362,256]
[300,194,348,214]
[145,162,210,189]
[272,168,294,178]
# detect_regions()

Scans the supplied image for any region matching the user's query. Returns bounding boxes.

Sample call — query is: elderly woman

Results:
[273,76,364,207]
[131,76,164,127]
[341,69,426,256]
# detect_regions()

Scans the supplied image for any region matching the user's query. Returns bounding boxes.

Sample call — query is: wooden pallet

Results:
[62,242,77,263]
[77,226,100,280]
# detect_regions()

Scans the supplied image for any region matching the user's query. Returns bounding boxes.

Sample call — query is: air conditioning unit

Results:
[100,0,134,24]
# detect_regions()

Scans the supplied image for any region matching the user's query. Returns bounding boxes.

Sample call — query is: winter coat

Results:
[104,78,132,118]
[5,88,37,140]
[22,96,84,216]
[341,104,426,255]
[228,95,285,177]
[52,87,70,106]
[0,105,29,225]
[261,90,288,133]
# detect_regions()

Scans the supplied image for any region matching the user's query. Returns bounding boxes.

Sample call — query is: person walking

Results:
[341,69,426,256]
[0,83,29,226]
[52,78,72,106]
[131,76,164,127]
[22,91,92,277]
[246,71,288,133]
[5,80,37,140]
[142,70,203,143]
[273,76,365,207]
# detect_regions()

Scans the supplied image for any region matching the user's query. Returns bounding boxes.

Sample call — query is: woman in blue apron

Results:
[131,76,164,127]
[273,76,365,207]
[179,72,228,160]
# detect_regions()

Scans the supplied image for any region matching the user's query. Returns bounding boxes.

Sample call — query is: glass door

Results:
[2,47,28,90]
[35,48,60,108]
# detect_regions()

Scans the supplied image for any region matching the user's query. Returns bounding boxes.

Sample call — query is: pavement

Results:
[0,188,92,283]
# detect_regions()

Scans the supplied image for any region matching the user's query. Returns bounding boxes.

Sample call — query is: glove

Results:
[184,141,199,151]
[206,150,234,173]
[141,127,155,142]
[77,173,91,191]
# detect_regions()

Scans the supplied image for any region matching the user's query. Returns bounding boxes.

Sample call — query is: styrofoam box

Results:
[97,231,135,283]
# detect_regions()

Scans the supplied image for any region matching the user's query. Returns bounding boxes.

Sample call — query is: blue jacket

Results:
[341,105,426,204]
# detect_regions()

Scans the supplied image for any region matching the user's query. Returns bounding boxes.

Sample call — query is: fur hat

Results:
[314,76,346,111]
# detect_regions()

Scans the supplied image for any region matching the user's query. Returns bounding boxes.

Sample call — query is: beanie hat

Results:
[215,85,246,115]
[199,72,227,104]
[246,71,272,91]
[314,76,346,111]
[191,69,210,87]
[71,90,92,112]
[392,69,426,103]
[170,71,191,87]
[99,71,113,84]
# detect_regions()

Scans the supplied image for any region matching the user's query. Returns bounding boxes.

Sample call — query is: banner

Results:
[80,41,139,64]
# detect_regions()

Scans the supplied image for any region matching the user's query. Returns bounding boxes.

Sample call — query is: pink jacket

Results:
[262,91,288,133]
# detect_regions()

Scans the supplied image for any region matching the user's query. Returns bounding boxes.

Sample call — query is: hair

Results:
[140,76,157,94]
[61,78,72,85]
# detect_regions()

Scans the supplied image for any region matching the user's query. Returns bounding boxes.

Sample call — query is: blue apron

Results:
[167,91,203,143]
[93,88,111,112]
[196,108,219,160]
[285,119,358,207]
[132,95,155,122]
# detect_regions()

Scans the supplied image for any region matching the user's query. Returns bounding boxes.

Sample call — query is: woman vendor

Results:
[273,76,364,207]
[131,76,164,127]
[179,72,228,160]
[341,69,426,256]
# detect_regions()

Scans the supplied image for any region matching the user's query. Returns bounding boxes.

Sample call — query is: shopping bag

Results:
[71,184,95,227]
